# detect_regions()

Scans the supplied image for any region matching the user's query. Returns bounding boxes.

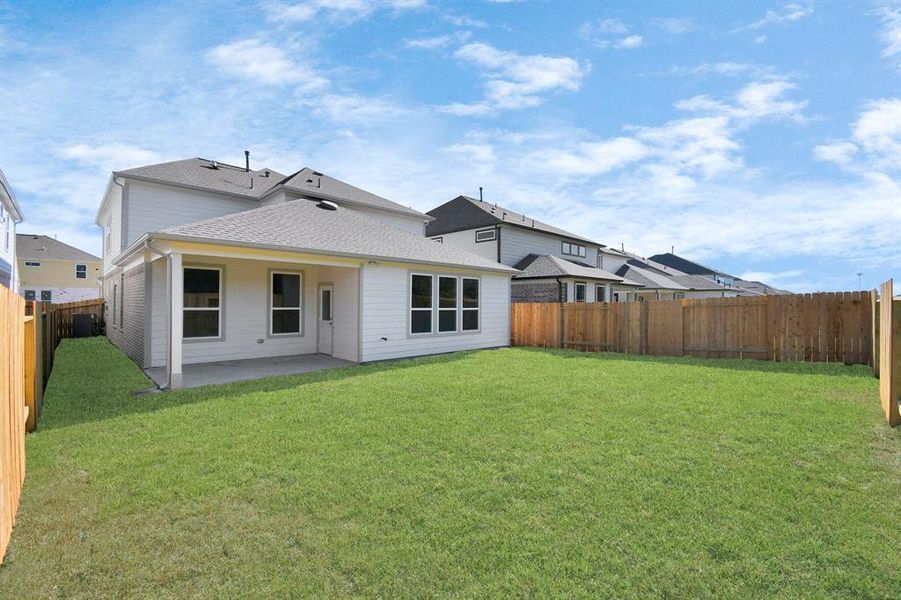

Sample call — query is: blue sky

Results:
[1,0,899,292]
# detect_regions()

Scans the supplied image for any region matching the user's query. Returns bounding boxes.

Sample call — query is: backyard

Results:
[0,337,899,597]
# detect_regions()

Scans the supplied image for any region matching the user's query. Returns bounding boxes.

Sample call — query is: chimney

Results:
[479,186,483,202]
[244,150,250,172]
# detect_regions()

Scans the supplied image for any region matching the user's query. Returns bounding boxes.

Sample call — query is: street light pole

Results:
[857,272,862,291]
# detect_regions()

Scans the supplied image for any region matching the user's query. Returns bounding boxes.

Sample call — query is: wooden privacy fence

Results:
[512,291,874,365]
[876,280,901,426]
[1,286,26,564]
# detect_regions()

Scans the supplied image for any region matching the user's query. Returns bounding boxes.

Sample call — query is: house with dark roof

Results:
[426,195,640,303]
[95,156,516,388]
[0,169,24,290]
[16,234,101,303]
[648,252,790,295]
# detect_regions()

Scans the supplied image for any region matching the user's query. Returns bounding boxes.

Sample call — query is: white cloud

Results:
[442,143,496,163]
[677,79,807,123]
[653,18,695,33]
[754,34,768,44]
[579,19,644,49]
[813,141,859,166]
[615,35,643,49]
[300,94,412,124]
[876,3,901,67]
[404,31,471,49]
[536,137,649,176]
[446,42,588,113]
[443,13,488,28]
[264,0,425,23]
[743,2,814,30]
[60,143,161,172]
[205,39,327,89]
[852,98,901,169]
[739,269,804,282]
[670,62,777,78]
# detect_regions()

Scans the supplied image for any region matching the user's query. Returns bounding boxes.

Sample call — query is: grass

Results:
[1,337,899,598]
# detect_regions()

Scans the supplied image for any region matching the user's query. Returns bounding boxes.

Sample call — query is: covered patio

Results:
[145,353,354,389]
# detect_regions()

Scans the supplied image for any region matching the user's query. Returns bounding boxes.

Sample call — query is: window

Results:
[595,285,606,303]
[40,290,51,302]
[75,264,87,279]
[475,228,496,243]
[438,276,457,332]
[183,267,221,339]
[462,278,479,331]
[24,261,41,267]
[574,282,587,302]
[111,284,117,325]
[432,237,443,243]
[561,282,568,302]
[562,241,586,258]
[613,292,620,302]
[24,290,35,301]
[270,272,302,335]
[119,274,125,328]
[410,274,433,334]
[674,292,686,300]
[320,288,332,321]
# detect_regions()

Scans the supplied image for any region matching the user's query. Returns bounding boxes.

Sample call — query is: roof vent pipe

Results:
[244,150,250,172]
[479,186,483,202]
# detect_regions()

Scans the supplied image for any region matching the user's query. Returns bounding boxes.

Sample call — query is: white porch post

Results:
[167,252,183,389]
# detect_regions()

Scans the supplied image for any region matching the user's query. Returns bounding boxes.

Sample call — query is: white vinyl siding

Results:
[361,263,509,362]
[101,184,123,274]
[125,181,257,248]
[427,228,498,262]
[149,257,360,367]
[498,225,599,268]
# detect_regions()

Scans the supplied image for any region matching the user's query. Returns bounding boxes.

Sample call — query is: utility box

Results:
[73,313,95,338]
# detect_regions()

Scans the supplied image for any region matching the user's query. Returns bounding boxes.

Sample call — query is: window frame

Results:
[409,272,435,335]
[561,241,586,258]
[461,277,480,332]
[111,284,117,326]
[595,284,606,303]
[75,263,87,280]
[269,270,303,337]
[432,237,443,243]
[183,265,223,341]
[24,290,35,301]
[437,275,458,334]
[574,281,587,303]
[24,261,41,267]
[40,290,52,302]
[474,228,497,243]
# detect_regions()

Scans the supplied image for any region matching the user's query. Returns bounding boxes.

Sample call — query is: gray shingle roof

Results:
[615,264,687,290]
[669,274,730,291]
[281,168,428,218]
[118,158,286,199]
[513,254,624,281]
[153,200,516,273]
[426,196,598,244]
[16,234,101,262]
[117,158,429,219]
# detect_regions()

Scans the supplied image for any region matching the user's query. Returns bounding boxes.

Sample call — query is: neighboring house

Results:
[16,235,101,303]
[96,157,516,388]
[648,252,789,295]
[616,255,742,300]
[0,169,24,290]
[426,195,637,302]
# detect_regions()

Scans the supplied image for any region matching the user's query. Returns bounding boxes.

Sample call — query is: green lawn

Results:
[1,338,899,598]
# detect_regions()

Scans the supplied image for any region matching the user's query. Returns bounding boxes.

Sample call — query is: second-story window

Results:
[75,264,87,279]
[475,228,497,243]
[562,241,586,258]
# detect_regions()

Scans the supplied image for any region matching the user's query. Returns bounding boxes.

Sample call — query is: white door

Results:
[318,285,333,355]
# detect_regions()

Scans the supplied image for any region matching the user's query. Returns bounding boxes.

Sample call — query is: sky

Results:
[1,0,899,292]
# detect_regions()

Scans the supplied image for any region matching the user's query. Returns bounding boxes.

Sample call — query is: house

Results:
[0,169,24,290]
[648,252,789,295]
[16,234,102,302]
[95,157,516,388]
[615,254,742,300]
[426,195,639,302]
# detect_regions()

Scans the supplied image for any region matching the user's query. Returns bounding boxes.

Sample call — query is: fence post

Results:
[23,316,36,433]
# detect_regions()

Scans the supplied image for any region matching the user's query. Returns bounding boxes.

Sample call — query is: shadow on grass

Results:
[513,346,876,378]
[38,337,474,432]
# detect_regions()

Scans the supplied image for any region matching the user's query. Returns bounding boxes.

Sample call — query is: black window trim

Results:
[474,228,497,243]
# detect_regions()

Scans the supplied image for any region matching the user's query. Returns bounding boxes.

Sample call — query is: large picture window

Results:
[271,272,302,335]
[438,276,458,332]
[410,274,433,334]
[462,278,479,331]
[184,267,221,339]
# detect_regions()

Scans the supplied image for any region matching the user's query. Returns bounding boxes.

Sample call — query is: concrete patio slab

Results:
[145,353,354,389]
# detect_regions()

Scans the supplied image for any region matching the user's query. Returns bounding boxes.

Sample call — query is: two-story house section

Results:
[17,234,102,302]
[426,195,640,303]
[95,157,516,388]
[0,169,24,291]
